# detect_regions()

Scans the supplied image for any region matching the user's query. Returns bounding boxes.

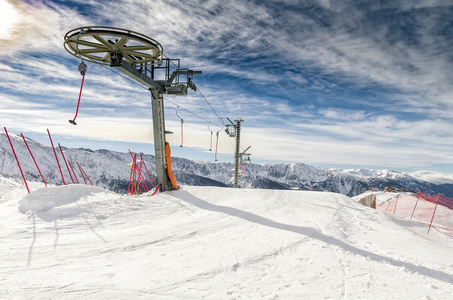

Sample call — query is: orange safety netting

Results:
[376,192,453,237]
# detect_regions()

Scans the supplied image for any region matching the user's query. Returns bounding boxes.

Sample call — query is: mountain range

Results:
[2,132,453,197]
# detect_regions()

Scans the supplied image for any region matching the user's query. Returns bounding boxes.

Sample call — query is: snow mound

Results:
[18,185,109,213]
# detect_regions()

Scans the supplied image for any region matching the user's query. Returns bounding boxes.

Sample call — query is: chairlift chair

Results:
[241,153,252,165]
[225,124,236,137]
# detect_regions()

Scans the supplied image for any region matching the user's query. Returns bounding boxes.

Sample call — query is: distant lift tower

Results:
[64,26,201,191]
[226,118,250,188]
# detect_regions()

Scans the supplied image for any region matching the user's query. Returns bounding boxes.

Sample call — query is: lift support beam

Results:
[112,58,200,191]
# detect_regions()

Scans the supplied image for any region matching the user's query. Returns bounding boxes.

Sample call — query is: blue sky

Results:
[1,0,453,179]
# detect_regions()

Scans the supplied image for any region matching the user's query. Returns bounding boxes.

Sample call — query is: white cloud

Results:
[408,170,453,184]
[1,0,453,173]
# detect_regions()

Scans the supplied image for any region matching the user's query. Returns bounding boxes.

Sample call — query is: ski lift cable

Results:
[100,64,150,90]
[164,98,223,129]
[196,87,224,127]
[98,66,224,130]
[160,52,224,128]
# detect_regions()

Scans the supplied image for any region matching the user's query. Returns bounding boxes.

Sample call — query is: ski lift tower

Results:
[226,118,246,188]
[63,26,201,191]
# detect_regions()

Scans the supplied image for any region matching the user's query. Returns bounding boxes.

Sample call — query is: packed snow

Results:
[1,176,453,299]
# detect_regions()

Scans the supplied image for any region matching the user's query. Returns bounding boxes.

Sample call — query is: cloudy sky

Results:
[1,0,453,177]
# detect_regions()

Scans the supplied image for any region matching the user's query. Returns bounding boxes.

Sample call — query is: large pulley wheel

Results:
[63,26,163,66]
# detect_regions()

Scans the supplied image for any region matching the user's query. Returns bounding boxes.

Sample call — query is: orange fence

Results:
[376,192,453,237]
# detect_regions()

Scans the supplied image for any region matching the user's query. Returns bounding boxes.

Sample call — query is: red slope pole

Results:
[150,184,160,196]
[68,160,79,184]
[47,129,66,185]
[127,162,134,195]
[4,128,30,194]
[132,156,138,194]
[131,154,137,194]
[129,150,146,193]
[138,159,149,192]
[134,157,139,193]
[21,133,46,186]
[141,155,155,188]
[58,143,75,184]
[79,164,93,186]
[77,162,87,185]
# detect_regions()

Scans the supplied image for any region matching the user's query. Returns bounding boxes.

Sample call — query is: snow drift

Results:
[1,176,453,299]
[18,185,109,213]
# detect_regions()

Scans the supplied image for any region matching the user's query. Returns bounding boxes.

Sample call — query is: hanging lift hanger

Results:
[208,122,213,151]
[214,120,224,161]
[69,30,87,125]
[176,106,184,147]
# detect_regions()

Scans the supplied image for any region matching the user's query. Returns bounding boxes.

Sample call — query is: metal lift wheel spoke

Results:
[120,45,154,51]
[79,48,112,54]
[123,53,139,65]
[68,39,105,49]
[88,35,112,48]
[114,37,129,49]
[121,48,157,57]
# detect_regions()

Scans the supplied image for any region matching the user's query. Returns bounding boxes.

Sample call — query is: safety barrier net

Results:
[375,192,453,237]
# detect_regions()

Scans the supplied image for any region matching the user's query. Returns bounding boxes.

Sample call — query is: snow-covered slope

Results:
[1,132,453,197]
[1,176,453,298]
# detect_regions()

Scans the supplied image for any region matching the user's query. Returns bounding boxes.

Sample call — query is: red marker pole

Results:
[47,129,66,185]
[21,133,46,186]
[127,162,134,195]
[137,159,149,192]
[141,156,155,188]
[4,128,30,194]
[77,162,87,185]
[68,160,79,183]
[58,143,75,184]
[79,165,93,186]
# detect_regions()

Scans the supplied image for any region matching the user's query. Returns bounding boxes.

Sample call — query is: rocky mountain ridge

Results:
[1,132,453,197]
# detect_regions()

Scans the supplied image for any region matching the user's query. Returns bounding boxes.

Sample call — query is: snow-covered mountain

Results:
[1,132,453,197]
